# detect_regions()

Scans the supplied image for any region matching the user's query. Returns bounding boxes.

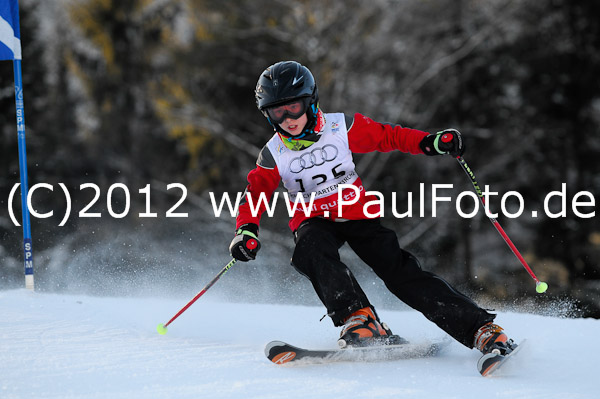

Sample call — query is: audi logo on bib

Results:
[289,144,339,173]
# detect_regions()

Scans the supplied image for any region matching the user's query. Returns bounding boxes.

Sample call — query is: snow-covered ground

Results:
[0,289,596,399]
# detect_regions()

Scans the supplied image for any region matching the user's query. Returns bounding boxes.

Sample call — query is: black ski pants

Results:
[291,217,495,348]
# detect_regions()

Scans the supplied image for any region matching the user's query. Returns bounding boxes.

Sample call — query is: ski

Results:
[265,338,451,365]
[477,339,526,377]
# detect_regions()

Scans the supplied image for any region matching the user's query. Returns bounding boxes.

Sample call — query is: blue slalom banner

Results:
[0,0,22,60]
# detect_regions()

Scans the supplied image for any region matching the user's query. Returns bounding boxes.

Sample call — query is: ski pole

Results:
[455,156,548,294]
[157,258,238,334]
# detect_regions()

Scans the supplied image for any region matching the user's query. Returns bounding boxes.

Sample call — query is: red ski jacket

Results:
[236,112,428,232]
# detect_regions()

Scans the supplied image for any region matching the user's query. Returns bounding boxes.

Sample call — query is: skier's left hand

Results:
[419,129,465,157]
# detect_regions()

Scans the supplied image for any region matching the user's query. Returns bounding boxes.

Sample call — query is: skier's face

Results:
[279,113,308,136]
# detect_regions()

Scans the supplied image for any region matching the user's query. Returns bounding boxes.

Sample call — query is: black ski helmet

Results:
[255,61,320,136]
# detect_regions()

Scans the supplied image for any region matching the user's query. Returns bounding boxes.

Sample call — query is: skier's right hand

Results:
[229,223,261,261]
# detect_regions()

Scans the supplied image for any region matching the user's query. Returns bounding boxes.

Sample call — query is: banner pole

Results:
[1,0,32,289]
[13,58,34,290]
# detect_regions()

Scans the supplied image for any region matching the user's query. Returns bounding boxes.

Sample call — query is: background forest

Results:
[1,0,599,317]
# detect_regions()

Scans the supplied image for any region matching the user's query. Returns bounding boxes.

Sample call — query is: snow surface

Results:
[0,289,596,399]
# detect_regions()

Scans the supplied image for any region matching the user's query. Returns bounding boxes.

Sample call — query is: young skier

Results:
[229,61,514,357]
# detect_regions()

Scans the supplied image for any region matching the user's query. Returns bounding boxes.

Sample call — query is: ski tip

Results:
[264,341,297,365]
[264,340,287,354]
[478,354,503,377]
[478,339,526,377]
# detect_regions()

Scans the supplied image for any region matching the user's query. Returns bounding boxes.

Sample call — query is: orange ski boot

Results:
[474,322,514,355]
[337,307,405,348]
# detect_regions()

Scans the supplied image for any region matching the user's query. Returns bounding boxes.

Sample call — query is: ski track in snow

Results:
[0,289,596,399]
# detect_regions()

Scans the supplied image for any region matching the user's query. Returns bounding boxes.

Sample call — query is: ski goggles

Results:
[265,98,310,124]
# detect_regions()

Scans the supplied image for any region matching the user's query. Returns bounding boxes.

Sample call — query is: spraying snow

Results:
[0,289,596,399]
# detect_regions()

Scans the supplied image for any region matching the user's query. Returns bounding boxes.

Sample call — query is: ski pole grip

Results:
[246,238,258,250]
[441,132,453,143]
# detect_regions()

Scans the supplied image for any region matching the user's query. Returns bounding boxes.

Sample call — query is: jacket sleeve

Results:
[346,113,429,154]
[235,146,281,229]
